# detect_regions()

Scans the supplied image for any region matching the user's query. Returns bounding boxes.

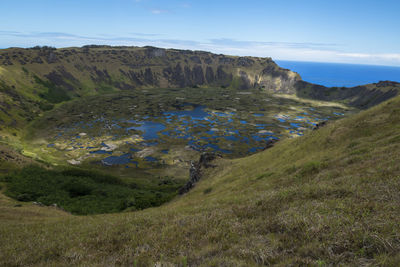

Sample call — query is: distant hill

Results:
[295,80,400,109]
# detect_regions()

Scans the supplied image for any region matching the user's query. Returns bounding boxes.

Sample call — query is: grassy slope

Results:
[295,80,400,109]
[1,93,400,266]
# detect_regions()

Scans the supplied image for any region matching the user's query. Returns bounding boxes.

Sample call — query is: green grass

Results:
[1,91,400,265]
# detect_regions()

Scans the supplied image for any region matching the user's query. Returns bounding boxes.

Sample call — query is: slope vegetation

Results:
[1,90,400,266]
[1,45,399,134]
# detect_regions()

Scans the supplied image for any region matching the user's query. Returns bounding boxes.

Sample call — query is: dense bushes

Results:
[3,165,180,215]
[34,76,71,103]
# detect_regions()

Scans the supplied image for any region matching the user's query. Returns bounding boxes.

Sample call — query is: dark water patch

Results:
[100,142,110,148]
[161,149,169,154]
[241,136,250,144]
[131,161,138,167]
[144,141,159,146]
[145,156,158,162]
[290,123,302,128]
[163,105,210,120]
[102,153,131,166]
[252,135,271,142]
[249,147,264,153]
[90,150,113,155]
[161,131,172,137]
[333,112,344,116]
[224,135,239,141]
[214,111,234,118]
[47,143,55,148]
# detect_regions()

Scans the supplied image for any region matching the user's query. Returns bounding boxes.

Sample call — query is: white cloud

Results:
[151,9,168,14]
[199,39,400,66]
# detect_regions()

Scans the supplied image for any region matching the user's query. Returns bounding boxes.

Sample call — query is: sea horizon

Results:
[276,60,400,87]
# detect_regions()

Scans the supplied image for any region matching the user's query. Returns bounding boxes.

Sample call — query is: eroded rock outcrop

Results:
[179,153,219,194]
[0,46,300,97]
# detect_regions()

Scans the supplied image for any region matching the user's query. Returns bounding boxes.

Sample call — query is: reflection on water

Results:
[126,121,166,140]
[50,103,342,167]
[102,153,132,166]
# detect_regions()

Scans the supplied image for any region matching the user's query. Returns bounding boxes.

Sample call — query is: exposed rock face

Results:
[205,66,215,83]
[179,153,219,194]
[0,46,300,97]
[313,121,327,130]
[263,139,278,150]
[259,65,300,94]
[239,71,251,89]
[198,152,218,168]
[237,57,254,67]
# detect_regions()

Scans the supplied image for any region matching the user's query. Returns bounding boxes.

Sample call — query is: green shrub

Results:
[21,67,29,74]
[298,161,321,177]
[4,165,180,215]
[255,172,274,180]
[38,101,54,111]
[203,187,212,194]
[35,76,71,103]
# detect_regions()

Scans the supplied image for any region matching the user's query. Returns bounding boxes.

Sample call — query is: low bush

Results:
[4,165,180,215]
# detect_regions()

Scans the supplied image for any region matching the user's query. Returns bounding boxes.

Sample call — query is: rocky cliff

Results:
[0,45,299,94]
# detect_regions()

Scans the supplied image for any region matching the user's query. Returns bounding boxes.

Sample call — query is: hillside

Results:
[1,89,400,265]
[296,80,400,109]
[1,45,399,134]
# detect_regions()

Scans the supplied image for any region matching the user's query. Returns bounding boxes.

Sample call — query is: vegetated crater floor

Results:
[28,87,355,181]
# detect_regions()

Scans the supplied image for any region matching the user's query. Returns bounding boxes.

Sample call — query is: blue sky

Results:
[1,0,400,66]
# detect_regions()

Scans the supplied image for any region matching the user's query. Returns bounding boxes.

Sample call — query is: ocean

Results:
[275,60,400,87]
